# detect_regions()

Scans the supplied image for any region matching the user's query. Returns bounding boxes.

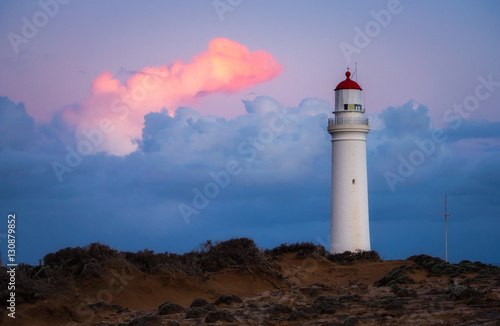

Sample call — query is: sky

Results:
[1,0,500,265]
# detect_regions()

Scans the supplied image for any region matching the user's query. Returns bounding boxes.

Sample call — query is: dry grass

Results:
[0,238,384,305]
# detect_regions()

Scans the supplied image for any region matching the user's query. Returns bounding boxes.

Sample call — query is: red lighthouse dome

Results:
[334,71,362,91]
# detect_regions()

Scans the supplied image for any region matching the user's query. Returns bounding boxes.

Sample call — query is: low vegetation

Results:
[7,237,498,310]
[407,254,500,277]
[326,249,381,265]
[264,242,325,258]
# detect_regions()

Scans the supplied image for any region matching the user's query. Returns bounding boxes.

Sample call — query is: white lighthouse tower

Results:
[328,70,370,254]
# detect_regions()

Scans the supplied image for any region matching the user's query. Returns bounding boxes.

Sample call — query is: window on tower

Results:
[355,105,362,111]
[344,104,348,110]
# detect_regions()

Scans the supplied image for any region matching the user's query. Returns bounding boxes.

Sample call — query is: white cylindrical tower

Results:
[328,70,370,254]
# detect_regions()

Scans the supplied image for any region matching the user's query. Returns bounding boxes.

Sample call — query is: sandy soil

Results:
[7,253,500,325]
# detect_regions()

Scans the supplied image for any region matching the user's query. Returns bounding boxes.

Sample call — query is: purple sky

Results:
[1,0,500,265]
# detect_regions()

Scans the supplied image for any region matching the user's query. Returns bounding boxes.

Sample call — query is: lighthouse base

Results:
[329,128,370,254]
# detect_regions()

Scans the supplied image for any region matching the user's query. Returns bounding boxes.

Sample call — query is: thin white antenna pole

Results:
[440,194,453,262]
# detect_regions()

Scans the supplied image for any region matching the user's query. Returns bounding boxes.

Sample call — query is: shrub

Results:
[375,265,415,288]
[4,263,73,303]
[196,238,263,272]
[43,242,118,278]
[407,254,500,277]
[123,238,267,276]
[121,250,169,274]
[326,250,381,265]
[265,242,325,258]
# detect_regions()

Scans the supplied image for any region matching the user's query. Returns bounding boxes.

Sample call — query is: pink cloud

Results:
[61,38,283,155]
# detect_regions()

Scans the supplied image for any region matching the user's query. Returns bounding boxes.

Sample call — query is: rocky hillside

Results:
[1,239,499,325]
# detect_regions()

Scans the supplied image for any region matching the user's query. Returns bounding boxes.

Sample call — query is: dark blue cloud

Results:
[0,96,35,150]
[0,96,499,265]
[444,120,500,142]
[378,102,431,138]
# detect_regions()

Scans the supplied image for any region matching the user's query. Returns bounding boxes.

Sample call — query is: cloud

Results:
[59,38,283,156]
[444,120,500,143]
[0,96,35,150]
[377,101,431,138]
[137,96,331,178]
[1,95,500,265]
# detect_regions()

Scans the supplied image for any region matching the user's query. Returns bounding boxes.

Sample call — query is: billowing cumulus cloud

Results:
[0,96,35,151]
[1,94,499,265]
[60,38,283,155]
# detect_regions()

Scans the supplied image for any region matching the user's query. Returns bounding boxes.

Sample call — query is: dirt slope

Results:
[6,252,500,325]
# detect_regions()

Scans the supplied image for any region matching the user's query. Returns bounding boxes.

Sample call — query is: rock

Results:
[426,288,444,295]
[458,277,475,285]
[110,304,126,313]
[339,294,361,303]
[287,309,311,321]
[185,307,208,319]
[467,297,482,305]
[484,292,500,301]
[370,286,394,297]
[300,286,321,298]
[312,296,341,314]
[157,302,184,315]
[449,285,477,300]
[205,309,234,323]
[396,288,417,298]
[190,298,209,307]
[265,303,293,316]
[214,294,242,305]
[244,301,259,309]
[431,295,449,303]
[203,303,217,311]
[344,316,360,325]
[379,297,404,310]
[127,315,163,326]
[88,301,111,312]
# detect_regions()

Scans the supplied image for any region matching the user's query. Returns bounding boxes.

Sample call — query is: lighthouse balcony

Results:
[328,117,369,127]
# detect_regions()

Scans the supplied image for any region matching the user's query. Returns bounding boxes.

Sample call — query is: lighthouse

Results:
[328,70,370,254]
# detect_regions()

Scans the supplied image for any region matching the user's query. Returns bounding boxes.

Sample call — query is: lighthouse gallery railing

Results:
[328,117,369,126]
